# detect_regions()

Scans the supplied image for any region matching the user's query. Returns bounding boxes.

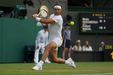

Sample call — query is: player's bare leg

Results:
[50,48,76,68]
[32,42,76,70]
[50,48,65,63]
[41,41,57,61]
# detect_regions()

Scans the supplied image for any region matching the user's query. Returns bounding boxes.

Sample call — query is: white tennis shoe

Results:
[66,58,76,68]
[32,64,42,71]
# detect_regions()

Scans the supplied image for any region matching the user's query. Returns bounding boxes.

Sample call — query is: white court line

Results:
[72,73,113,75]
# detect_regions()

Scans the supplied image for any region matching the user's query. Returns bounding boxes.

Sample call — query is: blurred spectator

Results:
[72,40,82,51]
[23,0,34,6]
[99,41,105,51]
[33,26,51,64]
[82,40,93,51]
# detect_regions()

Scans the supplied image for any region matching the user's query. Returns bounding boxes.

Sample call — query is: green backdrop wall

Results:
[0,18,42,63]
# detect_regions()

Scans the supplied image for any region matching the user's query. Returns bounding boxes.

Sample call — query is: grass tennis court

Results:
[0,62,113,75]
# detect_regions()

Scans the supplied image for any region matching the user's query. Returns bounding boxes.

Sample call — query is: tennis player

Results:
[32,5,76,70]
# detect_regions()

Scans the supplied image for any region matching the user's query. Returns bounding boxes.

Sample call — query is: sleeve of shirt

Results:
[52,16,60,24]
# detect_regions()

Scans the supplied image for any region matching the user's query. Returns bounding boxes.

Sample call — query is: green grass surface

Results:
[0,62,113,75]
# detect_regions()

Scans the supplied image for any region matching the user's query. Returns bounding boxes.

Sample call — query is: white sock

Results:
[65,60,69,65]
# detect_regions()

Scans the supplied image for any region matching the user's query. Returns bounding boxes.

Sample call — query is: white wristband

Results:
[36,17,41,21]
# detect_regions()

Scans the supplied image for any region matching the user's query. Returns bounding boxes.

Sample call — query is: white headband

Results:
[54,5,62,9]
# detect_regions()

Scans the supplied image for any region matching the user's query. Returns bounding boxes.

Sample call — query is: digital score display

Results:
[79,12,113,34]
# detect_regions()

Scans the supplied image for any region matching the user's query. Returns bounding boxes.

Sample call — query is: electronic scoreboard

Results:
[79,12,113,34]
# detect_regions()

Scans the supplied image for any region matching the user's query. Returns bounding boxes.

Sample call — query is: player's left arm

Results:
[33,14,55,25]
[39,18,55,25]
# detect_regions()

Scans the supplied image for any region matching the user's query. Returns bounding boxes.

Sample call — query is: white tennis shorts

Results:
[48,38,63,50]
[53,38,63,47]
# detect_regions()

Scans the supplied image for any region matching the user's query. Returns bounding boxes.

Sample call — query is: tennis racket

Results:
[33,5,49,18]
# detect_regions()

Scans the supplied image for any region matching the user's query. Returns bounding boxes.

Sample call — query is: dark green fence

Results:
[0,18,42,63]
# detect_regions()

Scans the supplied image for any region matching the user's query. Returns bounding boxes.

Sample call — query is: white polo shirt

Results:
[48,14,63,47]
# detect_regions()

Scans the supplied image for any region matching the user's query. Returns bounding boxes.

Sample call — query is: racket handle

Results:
[32,11,41,18]
[32,14,39,18]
